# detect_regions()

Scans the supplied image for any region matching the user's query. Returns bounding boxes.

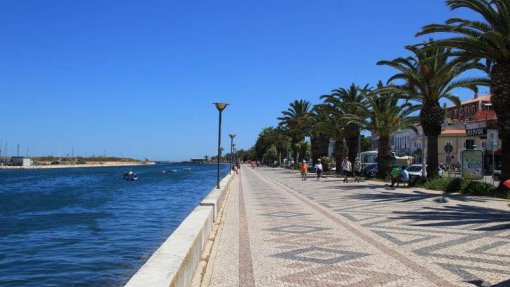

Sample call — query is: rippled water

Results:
[0,163,229,287]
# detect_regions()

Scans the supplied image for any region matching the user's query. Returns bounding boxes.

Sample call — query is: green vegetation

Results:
[320,156,332,172]
[423,178,454,191]
[418,177,509,199]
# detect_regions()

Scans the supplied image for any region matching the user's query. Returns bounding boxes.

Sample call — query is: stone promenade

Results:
[196,166,510,287]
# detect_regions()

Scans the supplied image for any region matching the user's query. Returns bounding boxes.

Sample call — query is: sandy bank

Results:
[0,161,156,169]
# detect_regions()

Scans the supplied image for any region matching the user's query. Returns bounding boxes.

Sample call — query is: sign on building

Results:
[461,150,483,180]
[466,128,486,136]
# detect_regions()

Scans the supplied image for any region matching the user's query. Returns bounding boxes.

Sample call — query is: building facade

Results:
[381,93,502,172]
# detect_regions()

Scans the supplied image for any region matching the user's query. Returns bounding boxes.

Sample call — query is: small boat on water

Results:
[123,171,138,181]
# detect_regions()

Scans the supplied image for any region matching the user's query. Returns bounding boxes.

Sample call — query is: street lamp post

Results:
[214,102,228,189]
[233,143,236,167]
[229,134,236,174]
[484,103,493,174]
[232,143,238,164]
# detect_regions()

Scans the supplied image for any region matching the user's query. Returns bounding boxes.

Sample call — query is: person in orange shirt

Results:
[300,160,308,181]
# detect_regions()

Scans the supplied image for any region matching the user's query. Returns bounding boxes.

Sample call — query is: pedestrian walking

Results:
[353,157,361,183]
[299,160,308,181]
[315,159,323,180]
[342,157,352,183]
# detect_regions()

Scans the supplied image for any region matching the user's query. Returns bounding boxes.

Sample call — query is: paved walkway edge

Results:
[191,175,238,287]
[124,173,236,287]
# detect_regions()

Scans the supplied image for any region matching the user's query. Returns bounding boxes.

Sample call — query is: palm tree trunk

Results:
[334,139,344,174]
[311,135,319,163]
[490,62,510,191]
[291,137,299,166]
[421,104,443,178]
[426,135,439,178]
[345,125,359,167]
[346,135,359,167]
[311,133,329,163]
[377,135,392,179]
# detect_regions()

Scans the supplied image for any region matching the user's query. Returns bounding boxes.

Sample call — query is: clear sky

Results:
[0,0,486,161]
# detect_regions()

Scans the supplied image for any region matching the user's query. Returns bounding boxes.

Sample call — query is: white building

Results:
[11,156,31,167]
[391,128,420,156]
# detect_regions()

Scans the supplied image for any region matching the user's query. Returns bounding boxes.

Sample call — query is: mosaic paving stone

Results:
[200,166,510,287]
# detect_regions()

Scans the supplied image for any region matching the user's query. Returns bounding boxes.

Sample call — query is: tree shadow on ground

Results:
[345,188,489,203]
[346,190,443,203]
[392,204,510,231]
[329,184,383,190]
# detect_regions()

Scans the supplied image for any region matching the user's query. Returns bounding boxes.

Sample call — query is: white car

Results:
[405,164,444,179]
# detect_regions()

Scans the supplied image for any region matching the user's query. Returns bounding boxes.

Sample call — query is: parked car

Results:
[361,164,378,177]
[405,164,445,180]
[306,161,315,172]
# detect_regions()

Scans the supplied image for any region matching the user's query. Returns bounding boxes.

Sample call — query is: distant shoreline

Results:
[0,161,156,169]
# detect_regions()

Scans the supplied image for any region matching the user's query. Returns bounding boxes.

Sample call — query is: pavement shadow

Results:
[330,184,383,190]
[346,190,442,203]
[392,204,510,231]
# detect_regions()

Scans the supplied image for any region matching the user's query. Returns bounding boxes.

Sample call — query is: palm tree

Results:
[343,83,419,178]
[322,84,369,168]
[311,104,346,174]
[307,108,332,164]
[278,100,312,163]
[416,0,510,187]
[378,42,484,178]
[271,126,290,165]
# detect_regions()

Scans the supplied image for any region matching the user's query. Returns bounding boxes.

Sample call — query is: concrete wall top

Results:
[201,173,234,221]
[124,205,213,287]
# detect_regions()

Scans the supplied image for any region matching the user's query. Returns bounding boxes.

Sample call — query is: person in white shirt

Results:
[341,157,352,183]
[315,159,323,180]
[400,169,410,187]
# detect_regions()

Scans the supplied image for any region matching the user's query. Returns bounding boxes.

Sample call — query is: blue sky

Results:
[0,0,486,161]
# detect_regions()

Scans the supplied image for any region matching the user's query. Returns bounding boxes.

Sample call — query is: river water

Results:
[0,163,229,287]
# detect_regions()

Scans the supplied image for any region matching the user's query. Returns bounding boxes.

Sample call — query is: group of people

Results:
[299,159,322,181]
[341,156,360,183]
[299,156,361,183]
[390,165,410,187]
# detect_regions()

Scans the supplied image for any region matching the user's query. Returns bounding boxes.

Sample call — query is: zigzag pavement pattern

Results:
[200,166,510,287]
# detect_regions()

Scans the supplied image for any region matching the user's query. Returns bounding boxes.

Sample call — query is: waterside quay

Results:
[127,166,510,287]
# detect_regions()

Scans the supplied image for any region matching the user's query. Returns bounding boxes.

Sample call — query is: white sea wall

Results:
[124,172,234,287]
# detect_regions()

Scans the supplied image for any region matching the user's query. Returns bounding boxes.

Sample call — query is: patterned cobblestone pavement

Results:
[201,167,510,287]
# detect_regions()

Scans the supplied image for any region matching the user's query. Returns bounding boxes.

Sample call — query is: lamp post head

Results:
[214,102,229,112]
[229,134,236,139]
